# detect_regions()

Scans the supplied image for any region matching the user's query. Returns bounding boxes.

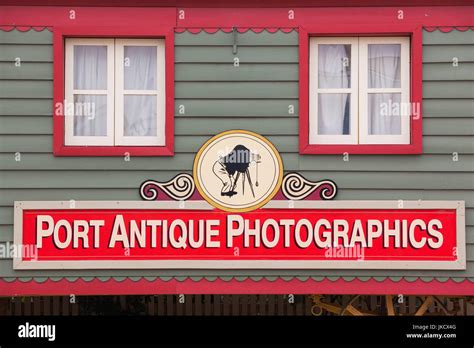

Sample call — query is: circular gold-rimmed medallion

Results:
[193,130,283,213]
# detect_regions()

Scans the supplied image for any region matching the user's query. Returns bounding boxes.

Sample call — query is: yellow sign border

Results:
[193,130,284,213]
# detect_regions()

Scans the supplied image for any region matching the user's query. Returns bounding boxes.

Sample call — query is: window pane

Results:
[368,44,401,88]
[74,46,107,90]
[318,44,351,88]
[368,93,402,135]
[318,93,350,135]
[73,95,107,136]
[124,46,157,90]
[124,95,157,136]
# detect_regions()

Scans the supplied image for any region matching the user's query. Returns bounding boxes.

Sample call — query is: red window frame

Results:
[299,25,423,155]
[53,26,174,156]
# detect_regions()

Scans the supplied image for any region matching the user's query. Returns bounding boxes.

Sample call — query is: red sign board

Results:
[14,201,465,270]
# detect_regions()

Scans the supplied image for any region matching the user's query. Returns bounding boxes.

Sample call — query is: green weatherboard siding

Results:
[1,135,474,154]
[0,28,473,282]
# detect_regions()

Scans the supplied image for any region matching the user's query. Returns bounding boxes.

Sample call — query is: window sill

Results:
[300,144,422,155]
[53,145,174,157]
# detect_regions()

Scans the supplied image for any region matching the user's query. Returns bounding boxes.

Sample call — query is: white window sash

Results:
[114,39,166,146]
[64,38,115,146]
[359,37,411,145]
[309,37,359,145]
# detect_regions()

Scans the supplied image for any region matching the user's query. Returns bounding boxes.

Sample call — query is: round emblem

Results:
[193,130,284,212]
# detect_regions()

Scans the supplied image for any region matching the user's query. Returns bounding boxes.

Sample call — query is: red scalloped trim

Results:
[0,26,295,34]
[424,26,474,33]
[0,25,52,32]
[175,27,297,34]
[1,277,473,296]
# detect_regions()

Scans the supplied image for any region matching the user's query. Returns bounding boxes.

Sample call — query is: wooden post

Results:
[286,295,294,316]
[71,297,79,316]
[277,295,285,316]
[147,296,155,315]
[203,295,211,316]
[386,295,395,316]
[52,297,60,315]
[166,295,174,316]
[62,296,69,316]
[222,295,230,316]
[232,295,240,316]
[184,295,193,316]
[213,295,221,316]
[33,297,41,316]
[267,295,275,316]
[240,295,248,316]
[43,297,51,315]
[295,296,303,316]
[195,295,203,316]
[157,295,165,316]
[249,295,257,315]
[176,295,184,316]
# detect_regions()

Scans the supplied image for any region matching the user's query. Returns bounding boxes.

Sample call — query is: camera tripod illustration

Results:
[212,145,261,198]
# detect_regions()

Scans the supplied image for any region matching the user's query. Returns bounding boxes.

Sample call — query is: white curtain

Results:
[123,46,157,136]
[124,95,157,136]
[73,44,158,137]
[317,44,351,135]
[73,95,107,136]
[73,45,108,136]
[124,46,157,90]
[74,45,107,90]
[368,44,401,135]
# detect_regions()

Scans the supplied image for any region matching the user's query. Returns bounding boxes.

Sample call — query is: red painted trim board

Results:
[1,277,473,296]
[52,26,175,156]
[299,24,423,155]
